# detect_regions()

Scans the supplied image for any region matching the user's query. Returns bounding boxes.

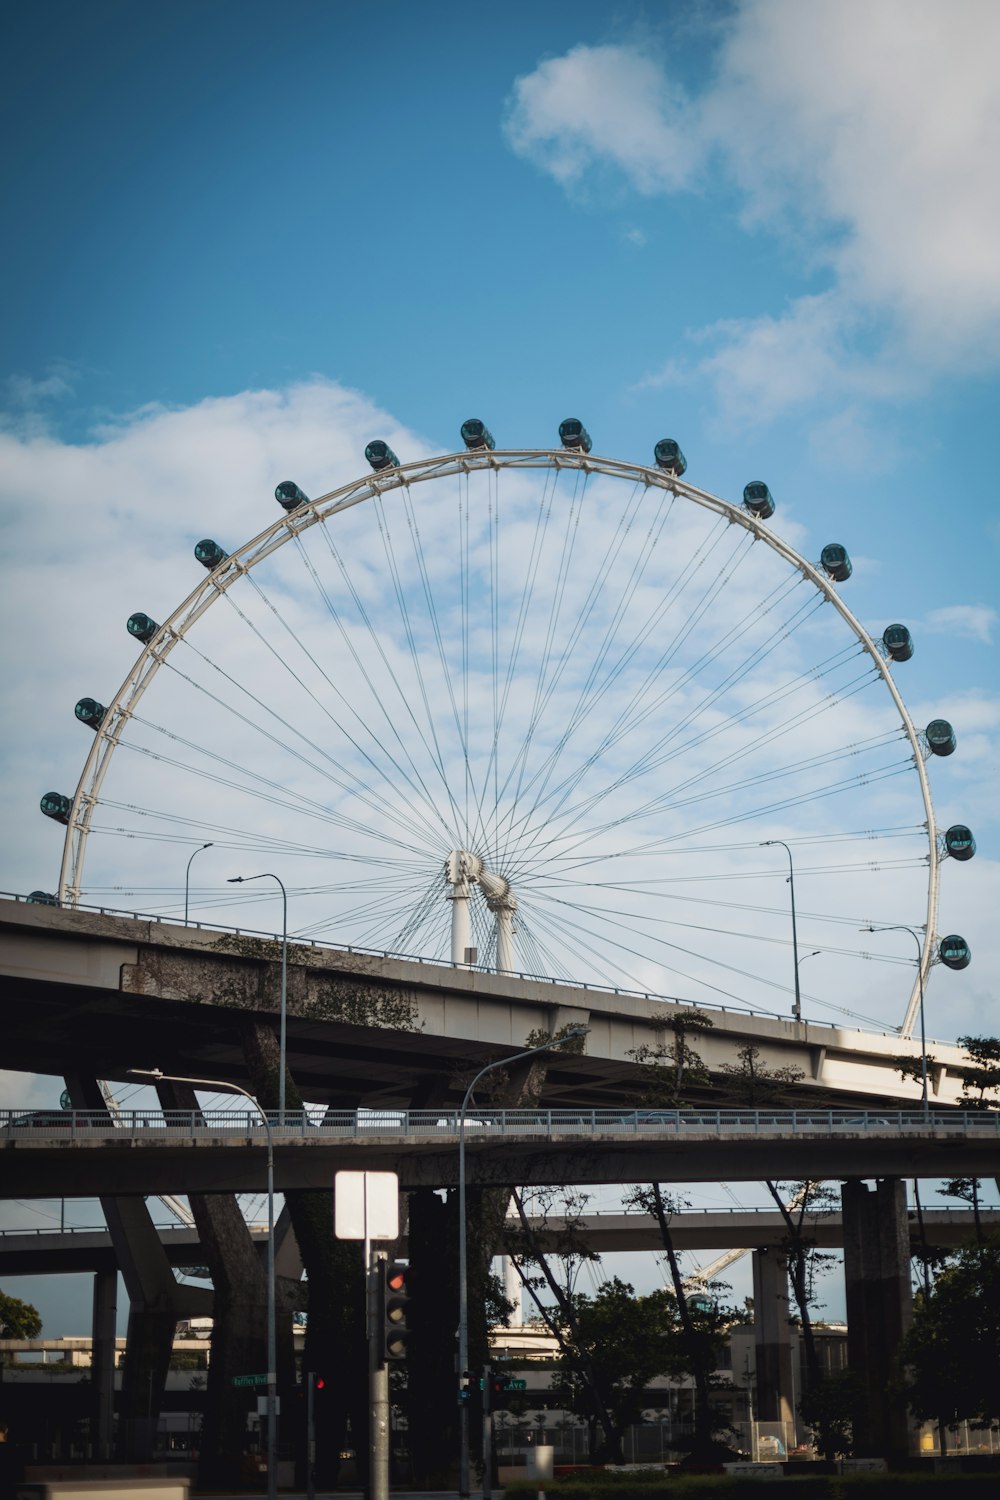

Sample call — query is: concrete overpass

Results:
[3,1106,997,1196]
[2,1206,995,1276]
[0,898,976,1110]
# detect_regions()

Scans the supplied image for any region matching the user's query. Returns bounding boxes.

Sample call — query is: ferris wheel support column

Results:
[446,852,476,967]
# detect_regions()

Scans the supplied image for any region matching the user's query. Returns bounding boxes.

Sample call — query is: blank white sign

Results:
[334,1169,399,1240]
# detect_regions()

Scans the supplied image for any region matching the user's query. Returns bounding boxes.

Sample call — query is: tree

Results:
[898,1239,1000,1432]
[717,1043,804,1106]
[624,1183,736,1457]
[548,1279,679,1462]
[0,1289,42,1339]
[956,1035,1000,1108]
[627,1008,714,1107]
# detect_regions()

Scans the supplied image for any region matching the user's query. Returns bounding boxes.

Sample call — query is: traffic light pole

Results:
[306,1372,316,1500]
[368,1248,390,1500]
[482,1364,493,1500]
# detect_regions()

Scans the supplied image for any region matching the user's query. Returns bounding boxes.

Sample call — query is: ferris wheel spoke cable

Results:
[235,567,443,821]
[281,537,464,834]
[88,800,431,874]
[157,641,448,852]
[525,900,753,1006]
[533,887,907,968]
[481,464,569,861]
[107,733,435,862]
[495,608,853,873]
[215,582,458,852]
[512,556,807,843]
[511,676,899,877]
[305,521,471,837]
[370,488,466,841]
[507,632,868,863]
[124,713,439,852]
[495,492,735,852]
[502,719,904,885]
[494,474,670,848]
[493,467,589,834]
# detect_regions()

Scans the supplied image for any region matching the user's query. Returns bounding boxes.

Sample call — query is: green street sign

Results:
[232,1373,268,1388]
[506,1378,527,1390]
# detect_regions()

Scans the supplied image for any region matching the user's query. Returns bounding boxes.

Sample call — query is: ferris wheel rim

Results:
[57,446,940,1033]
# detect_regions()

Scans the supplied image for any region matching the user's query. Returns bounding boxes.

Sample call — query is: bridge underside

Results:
[0,901,973,1112]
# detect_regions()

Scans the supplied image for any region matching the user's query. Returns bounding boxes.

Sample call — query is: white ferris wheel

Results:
[41,420,975,1038]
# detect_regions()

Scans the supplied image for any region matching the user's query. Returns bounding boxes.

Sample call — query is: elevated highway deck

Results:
[0,898,975,1111]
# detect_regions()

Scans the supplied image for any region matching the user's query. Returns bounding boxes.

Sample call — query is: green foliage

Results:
[956,1035,1000,1108]
[717,1044,804,1106]
[897,1237,1000,1430]
[798,1368,864,1458]
[0,1288,42,1338]
[627,1008,714,1107]
[525,1023,589,1057]
[549,1278,679,1457]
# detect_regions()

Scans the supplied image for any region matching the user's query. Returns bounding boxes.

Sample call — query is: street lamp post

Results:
[862,923,929,1118]
[229,873,288,1124]
[457,1027,588,1498]
[128,1068,278,1500]
[761,840,802,1022]
[184,842,213,925]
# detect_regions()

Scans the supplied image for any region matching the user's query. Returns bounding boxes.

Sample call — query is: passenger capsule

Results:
[939,934,971,970]
[40,792,72,825]
[75,698,106,731]
[27,890,58,905]
[559,418,592,454]
[743,481,774,518]
[944,824,976,861]
[820,543,852,582]
[654,439,687,476]
[882,624,914,662]
[925,719,957,756]
[127,613,160,643]
[365,440,399,472]
[194,539,228,570]
[460,418,495,451]
[275,481,309,512]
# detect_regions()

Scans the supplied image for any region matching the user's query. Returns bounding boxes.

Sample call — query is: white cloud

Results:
[4,363,77,415]
[924,605,998,645]
[506,2,1000,422]
[504,43,704,195]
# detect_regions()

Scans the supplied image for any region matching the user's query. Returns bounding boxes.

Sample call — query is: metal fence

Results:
[3,1106,998,1140]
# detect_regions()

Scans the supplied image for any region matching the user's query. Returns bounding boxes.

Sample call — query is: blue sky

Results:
[2,0,998,1331]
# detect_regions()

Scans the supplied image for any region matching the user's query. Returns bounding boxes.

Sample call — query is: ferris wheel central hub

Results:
[445,849,518,972]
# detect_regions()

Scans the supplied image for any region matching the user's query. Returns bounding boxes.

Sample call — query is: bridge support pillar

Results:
[842,1178,913,1458]
[64,1072,212,1462]
[752,1247,796,1430]
[90,1267,117,1460]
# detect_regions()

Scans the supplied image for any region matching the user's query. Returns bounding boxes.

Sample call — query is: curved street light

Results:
[862,923,929,1118]
[457,1026,588,1498]
[128,1068,277,1500]
[183,842,213,925]
[228,873,288,1124]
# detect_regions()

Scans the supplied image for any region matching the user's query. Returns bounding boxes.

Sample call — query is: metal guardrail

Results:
[3,1107,997,1140]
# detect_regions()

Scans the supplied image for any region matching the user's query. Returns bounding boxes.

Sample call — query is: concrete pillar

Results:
[751,1247,795,1426]
[842,1178,913,1458]
[90,1268,117,1460]
[64,1072,211,1462]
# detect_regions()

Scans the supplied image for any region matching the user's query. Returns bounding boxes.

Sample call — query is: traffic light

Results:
[382,1261,412,1361]
[488,1373,510,1411]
